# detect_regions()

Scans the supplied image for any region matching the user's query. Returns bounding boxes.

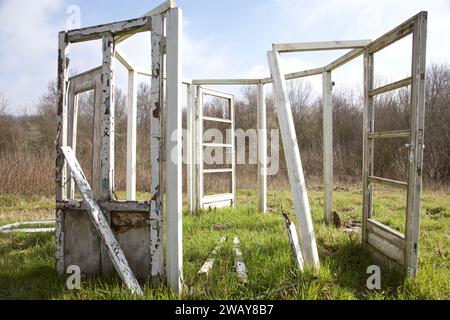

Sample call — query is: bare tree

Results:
[0,92,7,115]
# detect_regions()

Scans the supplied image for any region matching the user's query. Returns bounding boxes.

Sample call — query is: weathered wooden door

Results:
[195,87,236,210]
[362,12,427,277]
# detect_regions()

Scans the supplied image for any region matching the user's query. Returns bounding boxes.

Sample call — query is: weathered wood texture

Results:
[233,237,248,284]
[126,70,137,200]
[66,17,151,43]
[61,146,143,295]
[257,83,267,213]
[166,7,183,294]
[56,31,69,274]
[267,50,320,270]
[322,71,333,223]
[149,14,165,279]
[282,213,304,272]
[273,39,371,53]
[362,12,427,278]
[198,236,226,275]
[186,84,196,213]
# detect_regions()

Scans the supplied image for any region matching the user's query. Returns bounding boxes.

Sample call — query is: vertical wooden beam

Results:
[405,12,427,277]
[92,79,103,198]
[195,87,204,211]
[56,31,69,274]
[166,7,183,294]
[61,146,143,295]
[322,71,333,223]
[100,34,115,201]
[362,51,375,246]
[150,14,165,278]
[267,50,320,270]
[230,95,236,207]
[67,86,78,199]
[186,84,196,213]
[126,70,137,200]
[257,83,267,213]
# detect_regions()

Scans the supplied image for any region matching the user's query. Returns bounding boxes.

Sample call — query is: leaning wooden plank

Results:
[369,77,412,96]
[166,7,184,294]
[198,236,227,275]
[115,48,135,72]
[56,31,69,274]
[273,40,371,53]
[368,130,410,139]
[282,212,304,272]
[61,146,143,295]
[260,67,325,84]
[149,14,165,279]
[66,16,151,43]
[267,50,320,270]
[233,237,248,284]
[367,176,408,189]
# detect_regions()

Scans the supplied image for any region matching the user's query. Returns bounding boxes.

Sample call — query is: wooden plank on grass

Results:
[233,237,248,284]
[198,236,226,275]
[61,146,143,295]
[282,212,304,272]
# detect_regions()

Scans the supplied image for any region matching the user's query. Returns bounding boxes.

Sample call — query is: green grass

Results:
[0,188,449,300]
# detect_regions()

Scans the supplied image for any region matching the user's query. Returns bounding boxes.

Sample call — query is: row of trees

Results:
[0,63,449,195]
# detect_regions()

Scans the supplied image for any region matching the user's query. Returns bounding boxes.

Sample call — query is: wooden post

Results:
[67,86,78,199]
[257,83,267,213]
[322,71,333,223]
[362,51,374,246]
[405,12,427,277]
[282,212,304,272]
[186,83,196,213]
[61,146,143,295]
[195,86,204,211]
[100,34,115,201]
[166,7,183,294]
[126,70,137,200]
[150,14,165,278]
[56,31,69,274]
[267,50,320,270]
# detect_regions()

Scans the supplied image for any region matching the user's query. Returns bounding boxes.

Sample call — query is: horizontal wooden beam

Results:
[66,16,151,43]
[325,48,365,71]
[369,77,412,96]
[202,193,234,204]
[368,130,410,139]
[273,40,371,53]
[367,176,408,189]
[203,143,232,148]
[202,116,233,124]
[57,199,151,212]
[368,232,405,265]
[192,79,261,86]
[115,48,135,71]
[203,168,233,174]
[366,12,426,54]
[367,219,405,250]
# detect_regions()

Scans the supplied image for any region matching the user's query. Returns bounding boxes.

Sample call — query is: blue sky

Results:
[0,0,449,114]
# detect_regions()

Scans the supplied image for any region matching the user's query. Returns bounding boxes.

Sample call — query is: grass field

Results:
[0,188,449,300]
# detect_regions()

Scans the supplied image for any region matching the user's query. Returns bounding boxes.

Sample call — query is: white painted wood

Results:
[229,94,236,208]
[57,199,150,212]
[149,14,165,278]
[282,213,304,272]
[126,70,137,200]
[195,87,204,211]
[202,116,232,124]
[203,168,233,174]
[67,16,151,43]
[368,130,410,139]
[67,84,78,199]
[166,7,183,294]
[322,71,333,223]
[368,232,404,265]
[405,12,427,277]
[0,221,55,232]
[274,40,371,53]
[100,34,115,201]
[186,84,195,213]
[61,146,143,295]
[257,83,267,213]
[56,31,69,274]
[115,48,135,71]
[202,143,232,148]
[1,228,55,234]
[202,193,234,204]
[69,66,101,93]
[92,77,103,198]
[198,236,226,275]
[192,79,260,86]
[267,50,320,270]
[325,48,365,72]
[367,176,408,189]
[233,237,248,284]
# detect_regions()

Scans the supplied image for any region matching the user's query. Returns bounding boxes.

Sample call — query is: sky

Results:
[0,0,449,114]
